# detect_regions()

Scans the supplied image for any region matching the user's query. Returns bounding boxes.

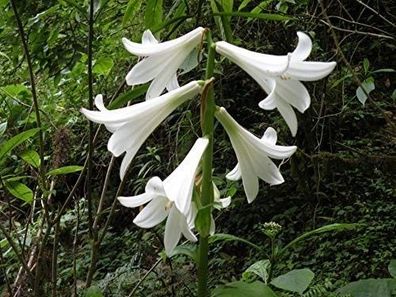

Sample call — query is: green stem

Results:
[86,0,95,238]
[198,31,216,297]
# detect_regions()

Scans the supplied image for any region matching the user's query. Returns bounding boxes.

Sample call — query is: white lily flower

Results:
[215,32,336,136]
[215,107,297,203]
[81,81,202,179]
[123,27,205,100]
[118,137,208,255]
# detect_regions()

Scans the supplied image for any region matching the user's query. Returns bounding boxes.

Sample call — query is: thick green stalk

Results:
[198,31,216,297]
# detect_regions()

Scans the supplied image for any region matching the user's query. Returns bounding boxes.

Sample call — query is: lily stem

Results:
[198,31,216,297]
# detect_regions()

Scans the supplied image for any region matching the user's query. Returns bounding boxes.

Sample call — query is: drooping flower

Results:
[215,32,336,136]
[81,81,202,179]
[215,107,297,203]
[123,27,205,100]
[118,137,208,255]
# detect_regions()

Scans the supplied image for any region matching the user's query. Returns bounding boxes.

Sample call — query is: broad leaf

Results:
[122,0,142,26]
[281,223,358,254]
[270,268,314,294]
[242,259,271,283]
[209,233,262,252]
[20,150,41,168]
[338,279,396,297]
[108,84,148,109]
[4,181,34,203]
[168,244,198,262]
[212,281,278,297]
[47,165,83,176]
[93,57,114,76]
[145,0,163,31]
[0,84,29,98]
[0,128,40,163]
[356,77,375,105]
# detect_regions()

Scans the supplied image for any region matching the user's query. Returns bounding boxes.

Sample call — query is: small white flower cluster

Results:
[81,28,335,255]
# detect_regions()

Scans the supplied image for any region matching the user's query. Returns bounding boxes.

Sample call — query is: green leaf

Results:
[0,128,40,163]
[363,58,370,74]
[213,281,278,297]
[0,84,30,98]
[242,259,271,283]
[0,122,7,137]
[84,286,104,297]
[4,181,34,203]
[20,150,41,168]
[93,57,114,76]
[212,11,293,21]
[209,233,263,252]
[281,223,358,254]
[122,0,142,26]
[108,84,149,109]
[238,0,253,11]
[168,244,198,262]
[144,0,163,31]
[47,165,83,176]
[389,260,396,278]
[213,0,234,42]
[270,268,314,294]
[356,77,375,105]
[337,279,396,297]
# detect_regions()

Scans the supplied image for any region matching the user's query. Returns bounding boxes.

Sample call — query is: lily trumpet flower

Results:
[118,137,209,255]
[215,107,297,203]
[123,27,205,100]
[215,32,336,136]
[81,81,202,179]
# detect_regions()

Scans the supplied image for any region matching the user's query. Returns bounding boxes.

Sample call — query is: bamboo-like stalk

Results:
[197,31,216,297]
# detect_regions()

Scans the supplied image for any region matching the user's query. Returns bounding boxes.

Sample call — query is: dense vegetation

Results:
[0,0,395,296]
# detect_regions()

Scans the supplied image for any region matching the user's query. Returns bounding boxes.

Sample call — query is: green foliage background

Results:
[0,0,395,296]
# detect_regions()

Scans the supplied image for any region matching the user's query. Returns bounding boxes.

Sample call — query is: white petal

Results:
[288,61,337,81]
[291,32,312,61]
[226,163,241,181]
[213,183,220,201]
[126,54,169,85]
[219,197,231,208]
[142,30,158,45]
[145,176,166,195]
[258,78,277,110]
[164,206,182,255]
[181,216,197,242]
[133,196,169,228]
[83,81,200,125]
[262,127,277,145]
[274,79,310,113]
[251,153,284,186]
[119,149,137,179]
[166,73,180,92]
[164,137,209,215]
[122,27,205,57]
[94,94,106,110]
[118,192,155,208]
[276,98,298,136]
[215,41,290,75]
[239,160,259,203]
